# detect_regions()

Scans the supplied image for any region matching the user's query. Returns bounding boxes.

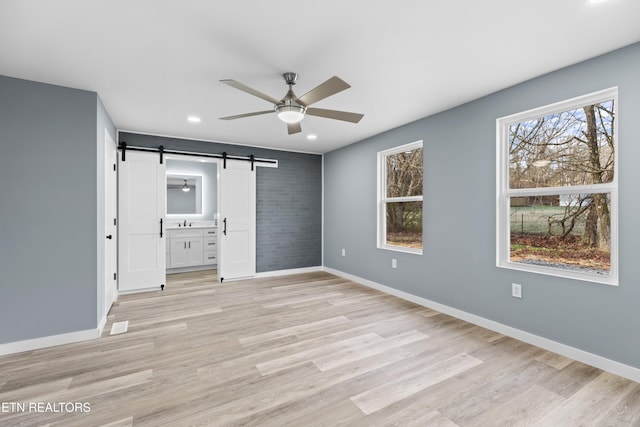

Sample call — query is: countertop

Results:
[165,221,217,230]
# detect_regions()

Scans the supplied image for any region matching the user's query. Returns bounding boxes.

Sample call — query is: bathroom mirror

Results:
[166,174,203,215]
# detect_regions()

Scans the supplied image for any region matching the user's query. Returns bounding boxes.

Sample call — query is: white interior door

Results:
[118,150,166,292]
[104,131,118,312]
[219,160,255,281]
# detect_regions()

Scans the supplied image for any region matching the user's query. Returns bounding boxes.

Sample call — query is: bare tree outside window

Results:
[378,142,423,252]
[507,99,615,275]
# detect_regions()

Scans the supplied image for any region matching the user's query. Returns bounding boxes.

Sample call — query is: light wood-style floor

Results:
[1,271,639,426]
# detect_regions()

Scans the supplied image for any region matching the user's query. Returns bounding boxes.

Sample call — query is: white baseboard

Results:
[255,266,323,278]
[323,267,640,383]
[97,313,107,336]
[0,327,101,357]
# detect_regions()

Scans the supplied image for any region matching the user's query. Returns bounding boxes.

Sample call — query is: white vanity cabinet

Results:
[167,227,217,269]
[203,228,218,265]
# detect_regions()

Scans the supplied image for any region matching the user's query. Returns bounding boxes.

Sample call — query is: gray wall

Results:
[324,42,640,369]
[119,132,322,272]
[0,75,104,343]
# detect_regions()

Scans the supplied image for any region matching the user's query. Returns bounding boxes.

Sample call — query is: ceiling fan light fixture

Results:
[276,104,306,124]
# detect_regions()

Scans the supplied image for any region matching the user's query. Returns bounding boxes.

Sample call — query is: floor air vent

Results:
[110,321,129,335]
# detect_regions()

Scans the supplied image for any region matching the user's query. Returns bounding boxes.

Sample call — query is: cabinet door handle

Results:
[223,218,227,236]
[184,242,186,249]
[160,218,163,238]
[106,234,112,240]
[189,241,191,249]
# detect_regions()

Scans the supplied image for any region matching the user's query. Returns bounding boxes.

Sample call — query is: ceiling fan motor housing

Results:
[282,72,298,86]
[275,97,306,123]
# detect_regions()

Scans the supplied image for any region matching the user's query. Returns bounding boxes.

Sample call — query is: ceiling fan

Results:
[219,72,364,135]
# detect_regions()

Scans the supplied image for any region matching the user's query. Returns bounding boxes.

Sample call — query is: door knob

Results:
[106,235,113,239]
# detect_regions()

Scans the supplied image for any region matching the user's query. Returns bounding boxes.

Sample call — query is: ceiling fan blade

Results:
[287,122,302,135]
[306,108,364,123]
[296,76,351,107]
[220,79,281,105]
[219,110,273,120]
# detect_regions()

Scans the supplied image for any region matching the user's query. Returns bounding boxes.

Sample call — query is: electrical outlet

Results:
[392,259,397,269]
[512,283,522,299]
[341,248,346,257]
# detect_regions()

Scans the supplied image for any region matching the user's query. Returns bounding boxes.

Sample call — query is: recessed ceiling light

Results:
[187,116,201,123]
[307,134,317,140]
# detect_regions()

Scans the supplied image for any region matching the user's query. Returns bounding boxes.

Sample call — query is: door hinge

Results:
[113,163,116,171]
[113,272,117,280]
[114,218,117,226]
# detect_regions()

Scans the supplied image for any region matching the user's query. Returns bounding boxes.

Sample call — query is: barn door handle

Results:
[223,218,227,236]
[160,218,163,238]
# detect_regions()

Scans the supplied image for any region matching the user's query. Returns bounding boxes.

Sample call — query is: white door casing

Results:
[104,131,118,313]
[219,160,256,281]
[118,150,166,292]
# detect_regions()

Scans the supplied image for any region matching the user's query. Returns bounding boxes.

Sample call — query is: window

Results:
[377,141,423,254]
[497,88,618,285]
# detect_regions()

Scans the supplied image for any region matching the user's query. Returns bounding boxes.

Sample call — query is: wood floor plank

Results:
[466,384,565,427]
[0,377,72,402]
[403,410,460,427]
[97,417,134,427]
[261,291,344,308]
[351,352,483,415]
[601,383,640,426]
[255,332,384,375]
[438,359,557,425]
[312,329,428,371]
[0,270,638,426]
[238,315,350,346]
[534,371,639,426]
[535,350,575,370]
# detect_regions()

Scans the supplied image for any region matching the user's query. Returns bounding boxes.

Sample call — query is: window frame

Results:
[377,140,424,255]
[496,87,619,285]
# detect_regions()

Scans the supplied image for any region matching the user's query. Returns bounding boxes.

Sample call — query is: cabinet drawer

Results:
[203,250,217,265]
[167,228,203,238]
[203,228,217,237]
[204,237,217,250]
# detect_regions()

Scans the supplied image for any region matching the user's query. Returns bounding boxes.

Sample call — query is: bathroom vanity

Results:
[166,224,217,271]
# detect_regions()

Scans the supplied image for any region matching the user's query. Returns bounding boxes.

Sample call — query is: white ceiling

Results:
[1,0,639,154]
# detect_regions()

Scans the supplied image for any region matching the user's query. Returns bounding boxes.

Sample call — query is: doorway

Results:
[115,145,275,291]
[104,130,118,313]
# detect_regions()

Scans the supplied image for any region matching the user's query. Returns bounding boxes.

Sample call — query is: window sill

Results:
[497,261,618,286]
[379,244,423,255]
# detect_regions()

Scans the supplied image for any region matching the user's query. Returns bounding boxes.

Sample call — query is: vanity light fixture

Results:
[182,179,190,192]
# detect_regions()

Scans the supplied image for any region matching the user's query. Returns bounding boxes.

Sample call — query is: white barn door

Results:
[118,150,166,292]
[219,160,255,281]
